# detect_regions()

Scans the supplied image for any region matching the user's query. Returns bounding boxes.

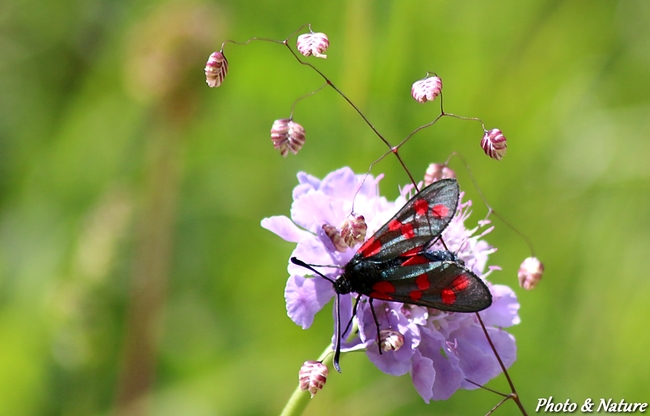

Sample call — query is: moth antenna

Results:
[291,256,357,373]
[290,257,336,285]
[333,293,342,373]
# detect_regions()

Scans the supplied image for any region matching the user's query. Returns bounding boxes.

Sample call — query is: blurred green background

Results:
[2,0,649,415]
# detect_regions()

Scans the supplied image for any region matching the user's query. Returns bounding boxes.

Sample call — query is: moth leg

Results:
[341,293,362,338]
[369,298,383,356]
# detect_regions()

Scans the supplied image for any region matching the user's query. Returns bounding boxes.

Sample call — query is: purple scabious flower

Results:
[261,167,520,402]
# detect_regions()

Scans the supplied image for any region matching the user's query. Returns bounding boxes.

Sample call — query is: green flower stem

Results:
[279,319,361,416]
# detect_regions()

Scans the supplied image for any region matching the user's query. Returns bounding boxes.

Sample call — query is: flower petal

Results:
[337,294,368,352]
[288,236,349,276]
[261,216,311,243]
[294,172,322,199]
[410,350,435,403]
[360,302,418,376]
[480,284,521,327]
[452,323,516,389]
[291,191,346,233]
[418,325,464,400]
[318,167,362,200]
[285,274,335,329]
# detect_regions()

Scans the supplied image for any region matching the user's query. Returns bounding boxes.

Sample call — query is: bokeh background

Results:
[2,0,649,415]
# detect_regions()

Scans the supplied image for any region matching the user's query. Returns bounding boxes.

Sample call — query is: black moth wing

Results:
[375,257,492,312]
[356,178,459,262]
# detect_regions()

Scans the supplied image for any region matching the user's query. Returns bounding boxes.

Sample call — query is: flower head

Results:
[480,128,507,160]
[297,32,329,59]
[204,51,228,88]
[411,75,443,103]
[380,329,405,352]
[340,214,367,247]
[270,119,306,157]
[424,163,456,186]
[299,360,328,397]
[261,167,520,402]
[518,256,544,290]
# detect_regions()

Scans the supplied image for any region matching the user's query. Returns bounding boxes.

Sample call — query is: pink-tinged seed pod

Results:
[340,214,367,247]
[411,75,443,103]
[296,32,329,59]
[480,128,507,160]
[204,51,228,88]
[518,257,544,290]
[379,329,405,352]
[299,360,328,398]
[322,224,348,252]
[424,163,456,186]
[270,119,306,157]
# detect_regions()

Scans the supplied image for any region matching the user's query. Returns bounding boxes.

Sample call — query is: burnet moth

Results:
[292,177,492,372]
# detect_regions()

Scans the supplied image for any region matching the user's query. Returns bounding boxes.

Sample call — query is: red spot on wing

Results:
[359,236,382,257]
[372,281,395,294]
[402,255,428,266]
[413,199,428,216]
[409,290,423,301]
[441,288,456,305]
[431,204,449,219]
[406,274,431,302]
[371,281,396,301]
[452,275,470,291]
[414,273,430,290]
[401,223,415,239]
[440,275,470,305]
[370,292,394,301]
[387,219,415,240]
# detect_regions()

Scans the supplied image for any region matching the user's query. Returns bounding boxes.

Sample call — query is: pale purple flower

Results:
[261,167,520,402]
